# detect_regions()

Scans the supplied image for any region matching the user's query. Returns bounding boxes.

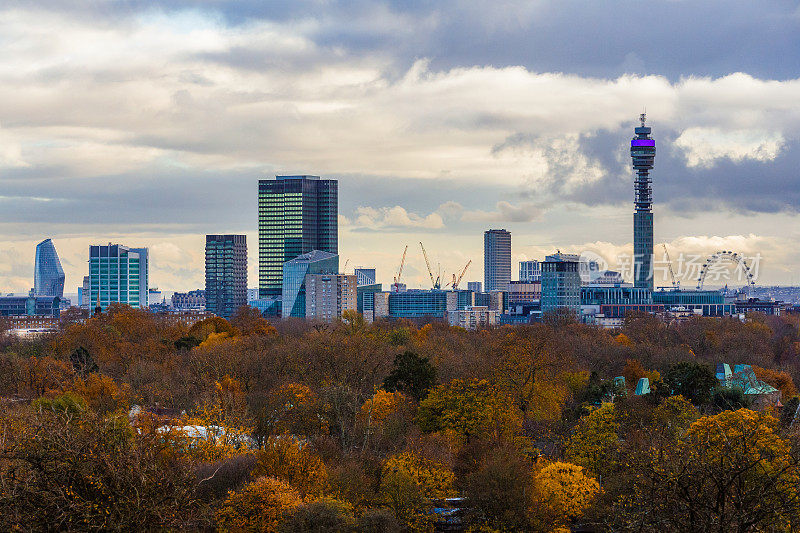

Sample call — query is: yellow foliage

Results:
[254,436,328,497]
[615,333,634,347]
[564,403,619,477]
[382,451,455,499]
[534,462,600,522]
[216,476,302,532]
[199,331,235,348]
[417,379,523,444]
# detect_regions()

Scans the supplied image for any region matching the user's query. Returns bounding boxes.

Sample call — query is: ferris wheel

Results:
[696,250,756,295]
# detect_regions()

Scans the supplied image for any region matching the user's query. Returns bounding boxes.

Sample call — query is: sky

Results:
[1,0,800,295]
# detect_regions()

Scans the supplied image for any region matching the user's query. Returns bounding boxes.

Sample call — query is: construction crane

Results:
[342,258,349,273]
[392,245,408,292]
[662,243,680,289]
[450,260,472,290]
[419,241,440,289]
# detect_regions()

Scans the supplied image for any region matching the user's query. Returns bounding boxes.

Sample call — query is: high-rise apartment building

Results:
[519,260,541,283]
[541,252,581,315]
[484,229,511,292]
[205,235,247,318]
[306,273,356,321]
[631,114,656,291]
[467,281,482,293]
[282,250,339,318]
[34,239,65,297]
[87,244,148,311]
[258,175,338,298]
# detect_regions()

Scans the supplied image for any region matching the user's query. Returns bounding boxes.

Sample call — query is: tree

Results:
[188,316,239,342]
[663,361,717,406]
[254,436,328,498]
[711,386,751,412]
[612,409,800,532]
[279,497,355,533]
[383,351,437,402]
[380,451,453,530]
[216,476,302,532]
[564,403,619,478]
[461,445,534,531]
[533,462,600,525]
[69,346,98,376]
[0,408,199,531]
[69,373,132,414]
[231,305,278,337]
[417,379,522,444]
[752,365,797,401]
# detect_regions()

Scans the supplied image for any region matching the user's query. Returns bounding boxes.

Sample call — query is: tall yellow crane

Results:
[419,241,440,289]
[451,260,472,290]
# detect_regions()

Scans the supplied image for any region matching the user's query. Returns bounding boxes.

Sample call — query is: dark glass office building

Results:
[484,229,511,292]
[205,234,247,318]
[258,175,338,298]
[34,239,65,297]
[631,114,656,291]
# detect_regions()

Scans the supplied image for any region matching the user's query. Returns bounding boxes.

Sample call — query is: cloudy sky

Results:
[1,0,799,295]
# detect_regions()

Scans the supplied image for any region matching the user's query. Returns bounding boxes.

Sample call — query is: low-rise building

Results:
[369,289,458,321]
[171,290,206,311]
[447,306,499,330]
[652,289,735,316]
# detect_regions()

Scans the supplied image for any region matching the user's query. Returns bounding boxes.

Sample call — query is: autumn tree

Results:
[380,451,454,529]
[533,462,600,527]
[231,305,278,337]
[612,409,800,532]
[752,365,797,401]
[417,379,522,444]
[0,407,199,531]
[216,476,302,532]
[253,436,328,497]
[564,403,619,478]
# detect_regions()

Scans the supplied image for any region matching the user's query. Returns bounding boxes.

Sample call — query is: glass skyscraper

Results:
[205,234,248,318]
[88,244,148,310]
[484,229,512,291]
[281,250,339,318]
[34,238,65,297]
[541,252,581,315]
[259,175,338,298]
[631,113,656,291]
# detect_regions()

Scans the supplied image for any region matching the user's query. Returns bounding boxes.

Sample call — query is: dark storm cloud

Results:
[510,126,800,214]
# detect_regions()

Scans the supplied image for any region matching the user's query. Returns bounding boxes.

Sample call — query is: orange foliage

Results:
[70,373,132,414]
[19,356,73,397]
[752,365,797,400]
[216,476,302,532]
[615,333,634,347]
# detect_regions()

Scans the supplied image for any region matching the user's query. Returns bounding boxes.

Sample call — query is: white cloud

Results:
[353,206,444,230]
[675,127,784,167]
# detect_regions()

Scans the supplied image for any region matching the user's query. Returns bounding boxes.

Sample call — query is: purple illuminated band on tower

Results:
[631,139,655,147]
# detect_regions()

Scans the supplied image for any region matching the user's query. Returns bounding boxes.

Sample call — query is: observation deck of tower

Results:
[630,113,656,291]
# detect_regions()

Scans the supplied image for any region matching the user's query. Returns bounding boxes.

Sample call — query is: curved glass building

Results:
[34,238,65,297]
[630,114,656,291]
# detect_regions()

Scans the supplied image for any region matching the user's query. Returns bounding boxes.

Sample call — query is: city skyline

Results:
[1,2,800,294]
